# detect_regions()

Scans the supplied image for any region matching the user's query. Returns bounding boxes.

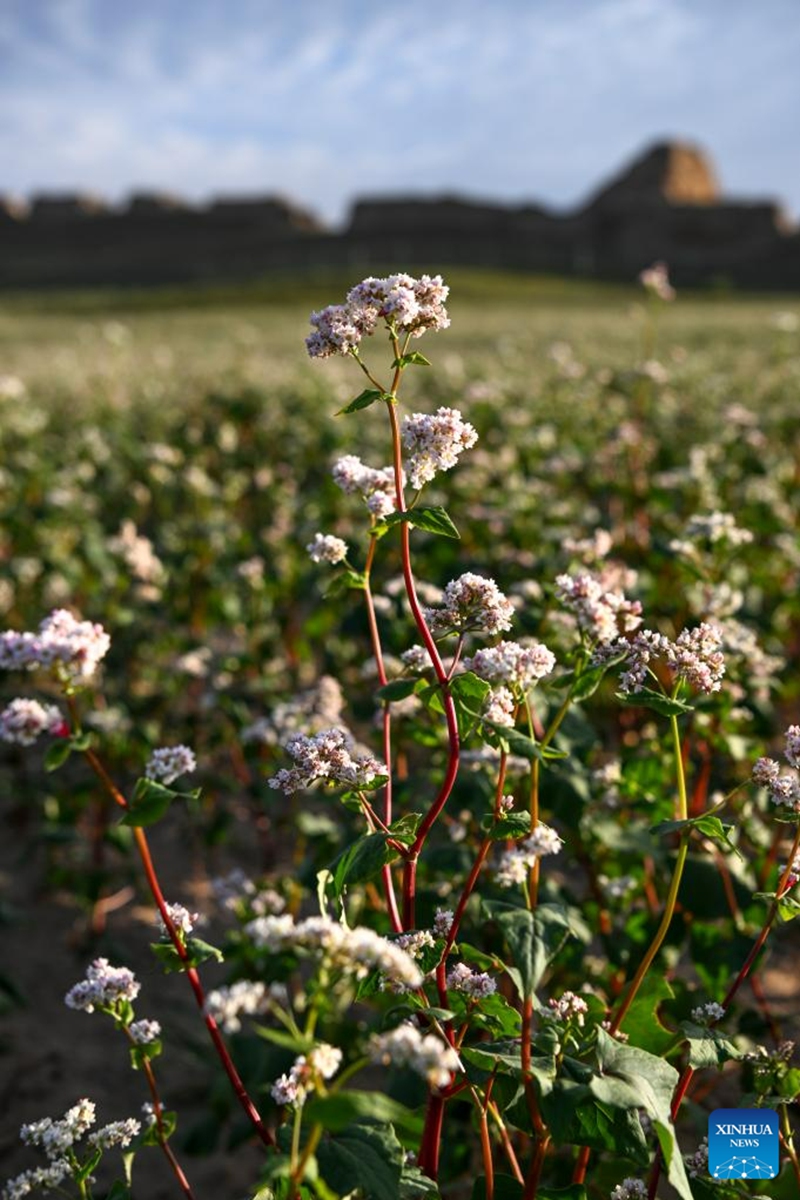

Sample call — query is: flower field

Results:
[1,271,799,1200]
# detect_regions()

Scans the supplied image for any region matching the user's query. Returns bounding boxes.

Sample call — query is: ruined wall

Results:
[0,141,797,289]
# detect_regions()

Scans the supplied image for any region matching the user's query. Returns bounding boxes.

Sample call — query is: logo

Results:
[707,1108,779,1179]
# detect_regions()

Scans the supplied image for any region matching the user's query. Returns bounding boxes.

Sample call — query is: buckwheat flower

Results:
[87,1118,141,1150]
[685,1137,709,1178]
[395,930,435,958]
[496,824,563,887]
[0,610,110,683]
[401,645,431,673]
[145,744,196,786]
[465,640,556,688]
[308,1043,343,1080]
[785,726,800,770]
[639,261,675,301]
[482,686,515,727]
[611,1178,648,1200]
[271,1071,305,1107]
[666,623,726,693]
[204,980,271,1032]
[129,1018,161,1044]
[2,1160,71,1200]
[21,1099,96,1159]
[160,902,199,936]
[401,407,478,490]
[446,963,497,999]
[780,852,800,888]
[65,959,140,1013]
[211,868,257,909]
[425,573,515,637]
[691,1001,726,1024]
[555,573,642,644]
[306,304,364,358]
[307,533,348,565]
[547,992,589,1026]
[244,914,423,990]
[616,629,671,694]
[0,698,66,745]
[268,727,385,794]
[752,757,781,788]
[433,908,454,938]
[369,1024,461,1089]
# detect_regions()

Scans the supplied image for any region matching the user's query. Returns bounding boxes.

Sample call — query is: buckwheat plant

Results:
[3,272,800,1199]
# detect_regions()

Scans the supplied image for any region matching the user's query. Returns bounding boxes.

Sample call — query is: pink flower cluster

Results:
[331,454,397,519]
[0,609,110,684]
[0,698,66,746]
[64,958,140,1013]
[425,573,515,637]
[638,261,675,301]
[306,274,449,358]
[615,623,725,695]
[401,406,478,490]
[752,726,800,813]
[267,728,386,794]
[555,572,642,644]
[465,639,556,688]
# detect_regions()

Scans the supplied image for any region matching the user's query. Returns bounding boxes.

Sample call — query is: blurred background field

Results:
[1,272,800,1194]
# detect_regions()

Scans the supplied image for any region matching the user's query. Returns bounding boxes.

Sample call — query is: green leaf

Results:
[481,811,532,840]
[121,778,176,827]
[651,814,742,859]
[616,973,676,1055]
[44,739,73,771]
[400,1165,441,1198]
[392,351,431,368]
[304,1091,420,1135]
[482,901,576,999]
[616,688,694,717]
[149,936,222,972]
[106,1183,133,1200]
[375,679,419,702]
[184,936,224,966]
[375,506,460,540]
[317,1122,403,1200]
[680,1020,741,1068]
[389,812,422,845]
[254,1026,312,1052]
[755,892,800,922]
[330,832,399,897]
[335,389,388,415]
[324,569,367,596]
[490,725,566,762]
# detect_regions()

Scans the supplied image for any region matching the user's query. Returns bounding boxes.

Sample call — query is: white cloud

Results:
[1,0,798,221]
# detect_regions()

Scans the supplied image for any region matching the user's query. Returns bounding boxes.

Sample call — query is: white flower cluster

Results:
[270,1043,343,1107]
[1,1160,71,1200]
[87,1119,141,1150]
[752,726,800,813]
[64,958,140,1013]
[424,573,515,637]
[145,744,197,786]
[496,824,563,888]
[306,274,449,358]
[547,992,589,1026]
[610,1178,647,1200]
[306,532,349,565]
[268,727,385,794]
[129,1018,161,1044]
[369,1023,461,1090]
[0,609,110,683]
[690,1001,726,1025]
[638,261,675,301]
[0,698,66,746]
[445,963,497,999]
[555,573,642,644]
[670,510,754,557]
[684,1138,709,1179]
[244,914,423,991]
[401,407,478,490]
[482,686,515,727]
[433,908,454,938]
[160,901,199,936]
[464,640,556,688]
[394,929,435,958]
[614,623,726,695]
[401,645,431,673]
[204,980,279,1033]
[108,520,165,584]
[332,454,398,519]
[21,1099,96,1159]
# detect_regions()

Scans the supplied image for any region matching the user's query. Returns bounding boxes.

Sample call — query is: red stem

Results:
[81,745,275,1149]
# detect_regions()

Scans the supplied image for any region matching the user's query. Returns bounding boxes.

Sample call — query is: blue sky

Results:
[2,0,799,225]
